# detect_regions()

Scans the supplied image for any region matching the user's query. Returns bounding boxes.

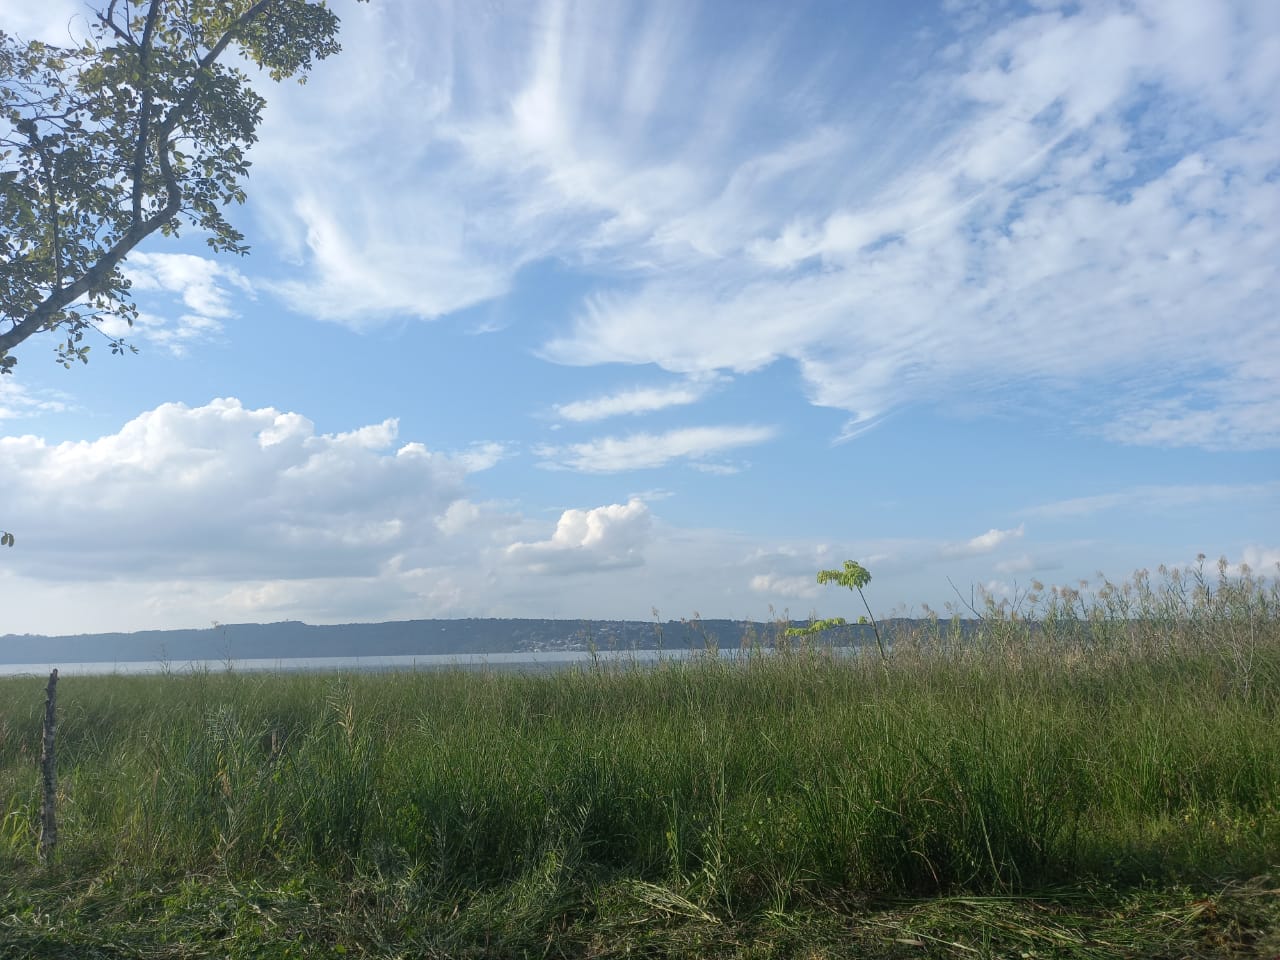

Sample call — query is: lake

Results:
[0,646,788,677]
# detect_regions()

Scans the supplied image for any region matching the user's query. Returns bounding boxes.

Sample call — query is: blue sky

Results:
[2,0,1278,636]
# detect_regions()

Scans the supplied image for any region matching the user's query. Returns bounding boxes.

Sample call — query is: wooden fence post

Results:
[38,668,58,863]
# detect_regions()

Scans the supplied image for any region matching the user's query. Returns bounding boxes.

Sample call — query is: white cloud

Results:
[983,579,1014,601]
[14,3,1280,450]
[749,572,819,600]
[244,3,879,326]
[0,398,480,580]
[504,498,651,575]
[126,253,252,320]
[453,441,509,472]
[0,380,69,420]
[1237,545,1280,576]
[992,553,1063,576]
[435,500,485,537]
[1025,483,1280,520]
[245,2,525,325]
[965,524,1024,554]
[935,524,1026,559]
[105,253,253,355]
[262,189,512,327]
[689,462,744,476]
[993,554,1034,576]
[523,2,1280,450]
[625,487,675,503]
[536,424,776,472]
[553,380,713,422]
[0,0,87,45]
[0,401,1266,634]
[1099,359,1280,451]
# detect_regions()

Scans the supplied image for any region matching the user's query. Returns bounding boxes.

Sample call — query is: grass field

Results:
[2,559,1279,958]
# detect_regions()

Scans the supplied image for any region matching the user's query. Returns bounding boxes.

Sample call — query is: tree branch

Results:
[195,0,278,81]
[0,0,283,358]
[130,0,163,224]
[96,1,137,47]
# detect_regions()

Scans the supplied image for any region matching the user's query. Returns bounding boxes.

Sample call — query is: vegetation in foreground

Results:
[2,559,1279,958]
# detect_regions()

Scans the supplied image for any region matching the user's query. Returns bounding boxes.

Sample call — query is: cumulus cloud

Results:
[536,425,776,473]
[940,524,1026,558]
[0,405,1261,634]
[748,572,819,600]
[966,524,1024,554]
[0,398,490,580]
[504,498,651,575]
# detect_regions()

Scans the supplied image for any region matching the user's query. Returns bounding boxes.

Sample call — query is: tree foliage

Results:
[0,0,365,373]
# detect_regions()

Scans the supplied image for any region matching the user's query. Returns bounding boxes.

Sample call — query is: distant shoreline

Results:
[0,615,914,665]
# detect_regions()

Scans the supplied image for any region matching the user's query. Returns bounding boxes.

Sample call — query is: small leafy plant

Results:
[785,560,886,661]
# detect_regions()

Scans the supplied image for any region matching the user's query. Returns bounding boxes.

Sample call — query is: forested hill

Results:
[0,617,902,664]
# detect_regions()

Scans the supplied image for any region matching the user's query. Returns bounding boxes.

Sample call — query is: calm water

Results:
[0,646,779,677]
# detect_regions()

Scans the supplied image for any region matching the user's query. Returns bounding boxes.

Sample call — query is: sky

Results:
[1,0,1278,637]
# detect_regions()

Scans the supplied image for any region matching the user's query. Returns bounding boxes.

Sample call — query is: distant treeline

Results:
[0,616,943,665]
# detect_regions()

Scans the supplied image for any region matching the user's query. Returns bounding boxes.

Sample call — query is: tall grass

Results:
[1,560,1277,927]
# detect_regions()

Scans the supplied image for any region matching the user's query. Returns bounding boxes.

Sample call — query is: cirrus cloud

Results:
[249,0,1280,451]
[535,424,776,473]
[553,379,715,422]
